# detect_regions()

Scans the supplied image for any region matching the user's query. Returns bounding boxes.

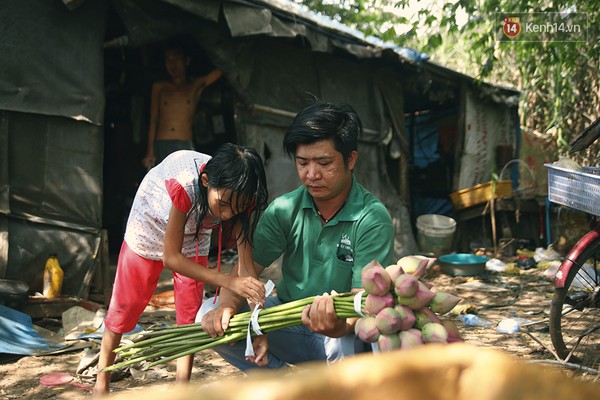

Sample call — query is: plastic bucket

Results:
[416,214,457,256]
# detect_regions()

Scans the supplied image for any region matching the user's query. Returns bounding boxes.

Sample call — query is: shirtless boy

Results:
[143,46,223,170]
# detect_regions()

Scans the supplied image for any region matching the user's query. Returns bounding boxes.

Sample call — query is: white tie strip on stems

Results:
[353,290,367,317]
[245,280,276,357]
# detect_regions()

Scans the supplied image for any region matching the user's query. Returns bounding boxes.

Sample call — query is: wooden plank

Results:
[21,296,102,319]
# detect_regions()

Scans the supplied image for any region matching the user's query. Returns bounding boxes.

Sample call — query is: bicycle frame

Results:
[554,225,600,288]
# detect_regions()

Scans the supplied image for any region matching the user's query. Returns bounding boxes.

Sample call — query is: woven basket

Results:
[450,180,513,210]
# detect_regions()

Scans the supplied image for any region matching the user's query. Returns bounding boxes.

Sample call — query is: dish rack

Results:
[545,163,600,216]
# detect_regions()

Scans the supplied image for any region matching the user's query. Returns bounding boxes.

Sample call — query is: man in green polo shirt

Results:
[201,101,394,370]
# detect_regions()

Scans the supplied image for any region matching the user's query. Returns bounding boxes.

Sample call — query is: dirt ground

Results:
[1,262,598,399]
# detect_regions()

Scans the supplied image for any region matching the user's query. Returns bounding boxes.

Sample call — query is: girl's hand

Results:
[228,276,266,305]
[245,335,269,366]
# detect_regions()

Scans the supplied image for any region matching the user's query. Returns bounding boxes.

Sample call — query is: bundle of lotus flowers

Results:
[105,292,363,372]
[106,255,464,372]
[355,256,465,351]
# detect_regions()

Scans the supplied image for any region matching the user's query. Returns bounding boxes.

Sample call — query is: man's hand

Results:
[301,293,348,338]
[245,335,269,366]
[201,306,236,338]
[228,276,266,305]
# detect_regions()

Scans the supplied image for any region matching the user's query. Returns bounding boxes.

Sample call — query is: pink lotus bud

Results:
[394,304,416,331]
[420,280,434,289]
[396,294,416,306]
[396,255,436,276]
[361,260,392,296]
[419,306,443,323]
[396,256,422,274]
[354,317,380,343]
[420,322,448,343]
[429,291,462,314]
[394,274,419,298]
[399,328,423,349]
[411,256,437,279]
[375,307,403,334]
[377,333,401,352]
[413,309,432,330]
[364,292,396,316]
[413,307,442,329]
[385,264,405,281]
[441,319,464,342]
[403,282,436,310]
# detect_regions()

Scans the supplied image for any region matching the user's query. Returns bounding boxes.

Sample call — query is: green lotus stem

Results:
[105,292,364,372]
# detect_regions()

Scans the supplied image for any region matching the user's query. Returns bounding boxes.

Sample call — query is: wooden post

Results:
[99,229,112,305]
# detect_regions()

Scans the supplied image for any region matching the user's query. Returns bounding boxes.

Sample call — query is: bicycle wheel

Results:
[550,230,600,368]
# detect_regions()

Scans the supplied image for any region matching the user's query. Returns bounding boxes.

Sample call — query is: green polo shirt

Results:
[253,177,394,302]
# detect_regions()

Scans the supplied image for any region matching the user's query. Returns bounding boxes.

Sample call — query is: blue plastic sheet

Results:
[0,304,67,355]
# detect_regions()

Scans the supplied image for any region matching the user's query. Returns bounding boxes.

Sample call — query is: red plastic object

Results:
[39,372,73,387]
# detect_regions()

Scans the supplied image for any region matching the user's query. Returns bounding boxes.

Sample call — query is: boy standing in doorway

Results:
[143,44,223,170]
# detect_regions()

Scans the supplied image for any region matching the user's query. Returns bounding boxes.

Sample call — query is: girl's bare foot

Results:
[92,383,109,397]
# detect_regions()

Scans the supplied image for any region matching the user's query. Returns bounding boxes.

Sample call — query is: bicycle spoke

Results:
[570,263,599,290]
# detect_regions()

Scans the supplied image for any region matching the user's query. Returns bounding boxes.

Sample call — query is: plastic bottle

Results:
[457,313,493,327]
[497,318,532,333]
[43,254,64,298]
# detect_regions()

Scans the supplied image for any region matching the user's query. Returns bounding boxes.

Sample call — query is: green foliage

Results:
[293,0,599,162]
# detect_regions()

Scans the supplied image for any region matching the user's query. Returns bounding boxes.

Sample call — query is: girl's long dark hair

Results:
[191,143,268,245]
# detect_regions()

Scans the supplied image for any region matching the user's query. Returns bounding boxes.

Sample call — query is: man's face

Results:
[294,140,357,202]
[164,49,189,79]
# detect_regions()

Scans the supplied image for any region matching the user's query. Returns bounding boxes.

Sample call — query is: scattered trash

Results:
[148,290,175,309]
[76,346,131,384]
[502,263,521,275]
[516,257,537,270]
[62,306,105,340]
[40,372,73,387]
[497,318,533,334]
[130,364,169,381]
[39,372,92,392]
[534,247,561,263]
[458,313,494,327]
[485,258,507,272]
[516,248,535,258]
[449,303,478,315]
[456,281,509,293]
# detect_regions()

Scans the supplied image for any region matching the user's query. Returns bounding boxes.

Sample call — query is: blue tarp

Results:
[0,304,67,355]
[406,110,455,218]
[0,304,144,357]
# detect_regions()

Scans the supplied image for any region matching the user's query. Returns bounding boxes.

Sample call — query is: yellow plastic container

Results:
[43,255,64,298]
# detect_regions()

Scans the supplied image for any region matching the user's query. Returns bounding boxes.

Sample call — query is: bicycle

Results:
[546,118,600,369]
